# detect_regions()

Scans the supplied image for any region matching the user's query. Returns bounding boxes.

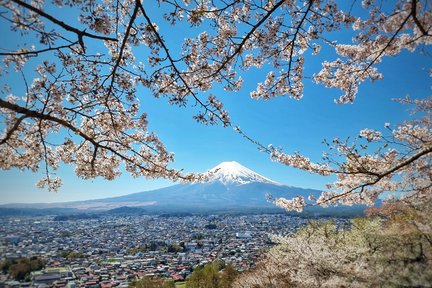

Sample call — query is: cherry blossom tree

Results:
[270,96,432,211]
[233,206,432,287]
[0,0,431,202]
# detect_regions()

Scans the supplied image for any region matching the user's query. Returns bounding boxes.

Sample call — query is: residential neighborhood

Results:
[0,213,334,287]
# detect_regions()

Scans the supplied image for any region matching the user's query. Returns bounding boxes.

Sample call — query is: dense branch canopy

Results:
[0,0,431,203]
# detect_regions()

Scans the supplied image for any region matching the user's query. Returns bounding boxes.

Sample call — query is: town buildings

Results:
[0,214,346,287]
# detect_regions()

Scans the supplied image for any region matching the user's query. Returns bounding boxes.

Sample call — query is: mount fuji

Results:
[62,161,320,212]
[207,161,279,185]
[0,161,367,216]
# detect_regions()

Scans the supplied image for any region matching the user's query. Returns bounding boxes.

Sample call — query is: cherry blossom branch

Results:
[0,115,27,145]
[411,0,429,36]
[137,1,230,126]
[0,98,195,180]
[10,0,117,51]
[0,99,95,147]
[286,0,314,81]
[317,145,432,205]
[101,0,140,137]
[234,126,272,154]
[106,0,140,96]
[362,13,411,74]
[38,119,54,189]
[378,146,431,179]
[204,0,287,79]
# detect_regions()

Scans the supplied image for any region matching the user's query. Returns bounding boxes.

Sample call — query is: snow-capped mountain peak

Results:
[207,161,279,185]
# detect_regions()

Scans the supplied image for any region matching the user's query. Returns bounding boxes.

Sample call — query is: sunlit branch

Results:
[0,98,194,179]
[10,0,117,52]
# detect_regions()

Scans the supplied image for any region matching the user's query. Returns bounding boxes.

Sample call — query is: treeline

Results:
[0,257,45,281]
[128,242,183,255]
[128,241,196,255]
[58,250,85,259]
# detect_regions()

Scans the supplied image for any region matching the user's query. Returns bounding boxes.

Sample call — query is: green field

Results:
[175,281,186,288]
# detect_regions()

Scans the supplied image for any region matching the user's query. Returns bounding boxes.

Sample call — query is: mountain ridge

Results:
[0,161,369,216]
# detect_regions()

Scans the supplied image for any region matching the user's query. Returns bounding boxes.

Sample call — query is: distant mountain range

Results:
[0,161,368,217]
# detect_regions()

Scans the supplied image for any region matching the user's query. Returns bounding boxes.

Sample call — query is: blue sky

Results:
[0,3,431,204]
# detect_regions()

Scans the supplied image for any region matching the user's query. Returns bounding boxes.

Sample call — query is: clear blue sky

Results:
[0,4,431,204]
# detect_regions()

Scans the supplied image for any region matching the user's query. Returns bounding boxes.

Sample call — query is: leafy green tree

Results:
[4,257,46,281]
[59,250,84,259]
[187,264,218,288]
[67,251,84,259]
[28,257,45,272]
[167,243,183,253]
[129,277,175,288]
[128,246,148,255]
[0,259,14,274]
[220,265,238,287]
[187,261,237,288]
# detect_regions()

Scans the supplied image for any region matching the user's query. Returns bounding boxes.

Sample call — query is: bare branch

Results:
[411,0,429,36]
[0,43,78,56]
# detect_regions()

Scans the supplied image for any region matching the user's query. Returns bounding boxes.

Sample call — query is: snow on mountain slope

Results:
[207,161,280,185]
